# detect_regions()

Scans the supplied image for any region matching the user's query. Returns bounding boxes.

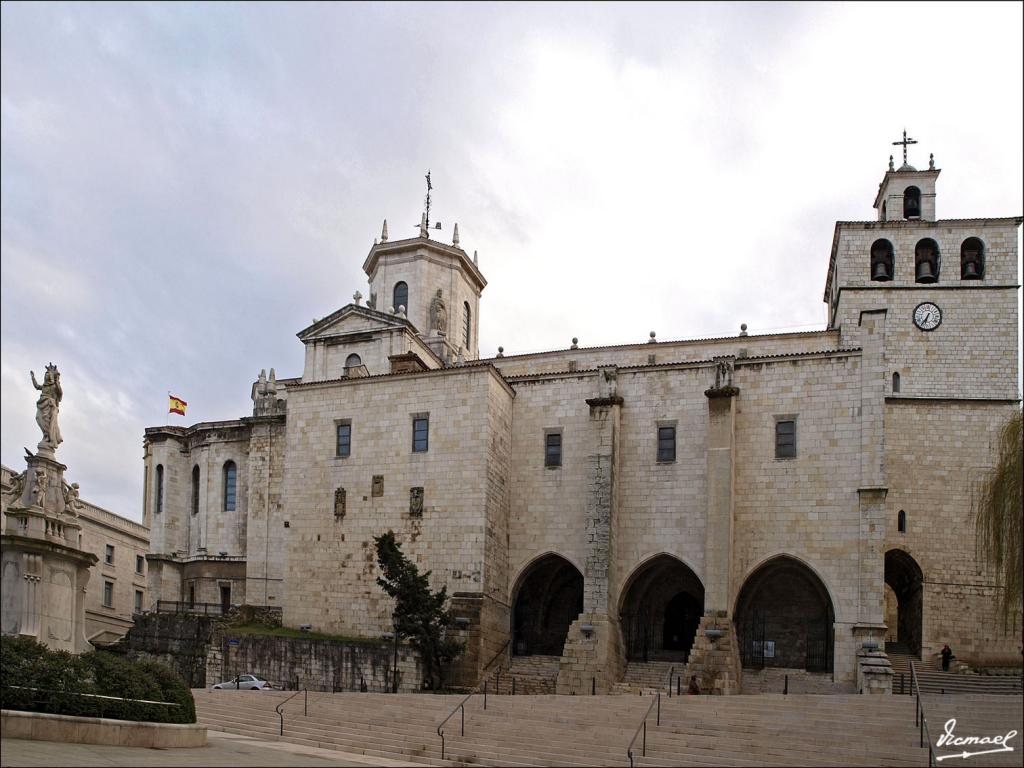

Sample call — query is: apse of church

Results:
[143,144,1022,691]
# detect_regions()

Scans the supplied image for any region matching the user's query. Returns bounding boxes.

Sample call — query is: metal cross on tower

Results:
[888,129,921,166]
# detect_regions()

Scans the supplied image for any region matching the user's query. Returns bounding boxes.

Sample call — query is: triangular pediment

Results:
[297,304,417,342]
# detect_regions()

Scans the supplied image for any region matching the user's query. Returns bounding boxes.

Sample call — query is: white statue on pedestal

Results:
[30,364,63,453]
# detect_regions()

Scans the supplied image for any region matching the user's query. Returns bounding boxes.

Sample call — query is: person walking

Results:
[938,644,955,672]
[687,674,701,695]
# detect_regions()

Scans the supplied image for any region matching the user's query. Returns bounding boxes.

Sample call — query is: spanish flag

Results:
[168,395,188,416]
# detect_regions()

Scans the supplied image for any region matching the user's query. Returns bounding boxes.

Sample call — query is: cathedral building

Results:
[142,145,1022,690]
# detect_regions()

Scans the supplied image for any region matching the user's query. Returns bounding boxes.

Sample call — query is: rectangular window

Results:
[103,581,114,608]
[775,419,796,459]
[336,421,352,457]
[544,432,562,468]
[657,426,676,462]
[136,555,145,574]
[105,544,114,565]
[134,590,143,613]
[412,416,429,453]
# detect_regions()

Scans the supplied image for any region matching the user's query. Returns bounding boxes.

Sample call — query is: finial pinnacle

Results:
[473,250,478,266]
[929,153,935,170]
[381,219,388,242]
[419,212,428,238]
[889,154,895,171]
[452,222,460,247]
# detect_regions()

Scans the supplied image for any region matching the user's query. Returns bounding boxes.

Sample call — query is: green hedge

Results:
[0,636,195,724]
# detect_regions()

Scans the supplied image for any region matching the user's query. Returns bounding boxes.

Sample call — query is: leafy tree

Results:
[374,530,462,690]
[974,407,1023,626]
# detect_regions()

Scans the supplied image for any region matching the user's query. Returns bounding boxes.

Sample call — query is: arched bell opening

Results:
[903,186,921,219]
[915,238,940,284]
[884,549,923,656]
[870,238,895,282]
[960,237,985,280]
[511,554,583,657]
[619,555,704,663]
[734,555,835,672]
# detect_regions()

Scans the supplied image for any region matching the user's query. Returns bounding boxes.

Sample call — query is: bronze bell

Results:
[916,259,937,283]
[962,259,981,279]
[872,260,892,281]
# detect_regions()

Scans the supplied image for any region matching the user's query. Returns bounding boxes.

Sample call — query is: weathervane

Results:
[892,129,917,166]
[424,170,433,230]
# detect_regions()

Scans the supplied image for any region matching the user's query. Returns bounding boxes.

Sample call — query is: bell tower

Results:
[874,130,940,222]
[362,175,486,363]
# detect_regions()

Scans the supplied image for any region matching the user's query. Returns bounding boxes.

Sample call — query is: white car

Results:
[212,674,274,690]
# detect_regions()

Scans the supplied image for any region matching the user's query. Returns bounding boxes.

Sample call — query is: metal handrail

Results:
[626,692,661,768]
[665,666,675,698]
[435,662,503,760]
[274,688,308,736]
[910,661,937,767]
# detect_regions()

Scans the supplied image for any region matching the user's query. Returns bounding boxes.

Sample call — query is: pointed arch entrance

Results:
[619,555,705,663]
[734,556,835,672]
[885,549,923,655]
[511,554,583,656]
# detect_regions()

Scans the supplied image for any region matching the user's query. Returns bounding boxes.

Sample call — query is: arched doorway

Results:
[885,549,923,655]
[734,556,835,672]
[512,554,583,656]
[619,555,704,663]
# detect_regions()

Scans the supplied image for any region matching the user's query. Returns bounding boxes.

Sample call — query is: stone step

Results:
[193,690,928,768]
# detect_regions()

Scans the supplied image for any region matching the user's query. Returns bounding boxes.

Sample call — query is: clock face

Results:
[913,302,942,331]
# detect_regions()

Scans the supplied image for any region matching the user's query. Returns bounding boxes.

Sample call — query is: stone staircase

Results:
[920,694,1024,767]
[194,689,929,766]
[612,660,681,695]
[502,654,559,695]
[887,643,1022,696]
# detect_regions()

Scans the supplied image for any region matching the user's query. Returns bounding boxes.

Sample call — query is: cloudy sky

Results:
[2,2,1022,521]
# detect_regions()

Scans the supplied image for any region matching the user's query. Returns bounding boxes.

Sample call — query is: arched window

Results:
[960,237,985,280]
[897,510,907,533]
[223,461,237,512]
[345,353,362,370]
[463,302,471,350]
[393,282,408,314]
[870,239,894,282]
[914,238,940,283]
[892,372,901,393]
[154,465,164,515]
[190,465,200,516]
[903,186,921,219]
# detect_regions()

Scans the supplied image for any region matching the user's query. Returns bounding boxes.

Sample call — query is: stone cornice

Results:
[362,236,487,292]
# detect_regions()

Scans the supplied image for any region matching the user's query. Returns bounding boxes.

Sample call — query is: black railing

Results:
[436,663,503,760]
[626,692,661,768]
[910,661,937,767]
[275,688,308,736]
[3,685,179,719]
[665,666,675,698]
[156,600,282,617]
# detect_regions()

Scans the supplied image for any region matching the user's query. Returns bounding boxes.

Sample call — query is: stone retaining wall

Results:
[0,709,207,748]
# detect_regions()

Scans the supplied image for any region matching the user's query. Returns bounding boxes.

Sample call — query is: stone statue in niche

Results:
[430,290,448,334]
[334,487,346,519]
[31,364,63,453]
[409,487,424,517]
[32,467,47,507]
[714,359,733,389]
[61,481,82,517]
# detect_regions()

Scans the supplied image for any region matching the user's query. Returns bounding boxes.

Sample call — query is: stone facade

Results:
[144,151,1023,691]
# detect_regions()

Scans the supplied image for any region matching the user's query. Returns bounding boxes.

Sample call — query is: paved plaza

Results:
[0,731,411,767]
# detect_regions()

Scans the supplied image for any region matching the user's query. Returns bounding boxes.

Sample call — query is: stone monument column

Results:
[1,365,98,653]
[556,366,625,694]
[685,358,743,694]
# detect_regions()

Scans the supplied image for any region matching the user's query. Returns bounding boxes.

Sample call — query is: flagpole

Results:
[166,390,170,426]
